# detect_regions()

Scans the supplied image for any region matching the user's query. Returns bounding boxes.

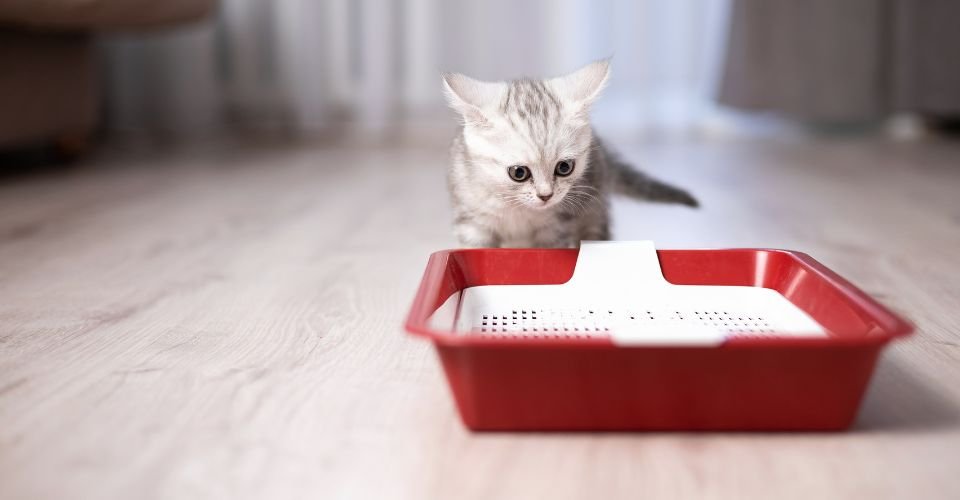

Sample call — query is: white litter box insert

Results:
[431,241,827,346]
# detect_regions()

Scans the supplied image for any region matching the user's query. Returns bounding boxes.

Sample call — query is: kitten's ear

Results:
[547,60,610,113]
[441,73,503,127]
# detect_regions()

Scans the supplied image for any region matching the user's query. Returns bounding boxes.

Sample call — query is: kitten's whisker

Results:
[569,186,602,196]
[566,191,594,204]
[558,200,577,217]
[562,194,587,215]
[568,188,603,206]
[496,193,527,208]
[565,192,600,214]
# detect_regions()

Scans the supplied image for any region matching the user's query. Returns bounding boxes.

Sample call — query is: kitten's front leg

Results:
[533,223,577,248]
[453,220,500,248]
[579,224,610,242]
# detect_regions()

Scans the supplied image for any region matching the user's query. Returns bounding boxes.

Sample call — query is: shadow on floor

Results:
[854,355,959,433]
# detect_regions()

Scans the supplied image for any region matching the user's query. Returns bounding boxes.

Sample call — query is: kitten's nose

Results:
[538,193,553,202]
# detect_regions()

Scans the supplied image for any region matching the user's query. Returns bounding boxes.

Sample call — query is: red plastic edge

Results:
[404,248,914,349]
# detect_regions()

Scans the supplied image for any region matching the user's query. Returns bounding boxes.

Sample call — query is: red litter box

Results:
[405,242,913,431]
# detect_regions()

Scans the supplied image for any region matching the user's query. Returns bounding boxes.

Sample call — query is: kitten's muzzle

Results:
[537,193,553,202]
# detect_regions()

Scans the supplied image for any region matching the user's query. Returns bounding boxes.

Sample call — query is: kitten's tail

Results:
[608,155,699,208]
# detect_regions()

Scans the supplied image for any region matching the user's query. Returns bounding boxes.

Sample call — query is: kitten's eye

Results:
[508,165,531,182]
[555,160,575,177]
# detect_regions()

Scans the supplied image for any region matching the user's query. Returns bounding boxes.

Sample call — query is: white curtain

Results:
[101,0,730,140]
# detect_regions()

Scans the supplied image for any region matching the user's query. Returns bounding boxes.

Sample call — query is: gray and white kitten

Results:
[443,60,697,248]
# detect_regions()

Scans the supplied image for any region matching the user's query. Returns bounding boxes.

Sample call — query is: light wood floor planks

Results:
[1,136,959,499]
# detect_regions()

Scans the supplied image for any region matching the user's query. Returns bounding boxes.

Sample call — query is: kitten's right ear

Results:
[547,59,611,117]
[441,73,501,127]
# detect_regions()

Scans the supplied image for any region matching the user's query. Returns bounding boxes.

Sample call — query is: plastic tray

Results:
[405,248,913,431]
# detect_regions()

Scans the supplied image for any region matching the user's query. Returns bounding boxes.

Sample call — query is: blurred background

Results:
[3,2,960,498]
[4,0,959,155]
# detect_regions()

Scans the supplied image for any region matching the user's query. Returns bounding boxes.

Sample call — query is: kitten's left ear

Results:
[547,60,610,114]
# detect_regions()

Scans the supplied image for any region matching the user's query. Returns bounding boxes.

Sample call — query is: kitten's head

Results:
[443,61,610,210]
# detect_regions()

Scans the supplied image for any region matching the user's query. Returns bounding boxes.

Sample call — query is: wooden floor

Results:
[1,135,959,499]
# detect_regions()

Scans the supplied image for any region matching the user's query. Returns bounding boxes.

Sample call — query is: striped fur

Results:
[443,61,697,248]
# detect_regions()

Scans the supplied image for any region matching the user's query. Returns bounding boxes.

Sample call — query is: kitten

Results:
[443,60,698,248]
